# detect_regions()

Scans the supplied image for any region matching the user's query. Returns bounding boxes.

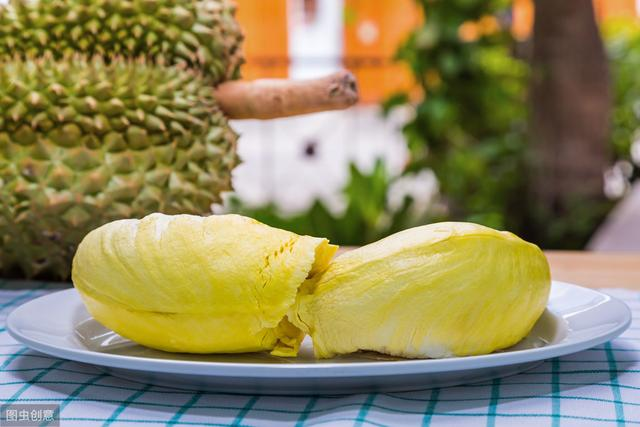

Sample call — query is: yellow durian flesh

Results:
[290,222,551,359]
[72,213,337,356]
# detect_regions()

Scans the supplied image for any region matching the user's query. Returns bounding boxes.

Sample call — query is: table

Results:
[545,251,640,289]
[0,252,639,426]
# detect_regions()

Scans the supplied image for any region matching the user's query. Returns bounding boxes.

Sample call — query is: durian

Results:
[291,222,551,359]
[72,213,338,356]
[0,57,238,278]
[0,0,243,83]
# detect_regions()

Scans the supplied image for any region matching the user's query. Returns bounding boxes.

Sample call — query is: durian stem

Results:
[214,70,359,120]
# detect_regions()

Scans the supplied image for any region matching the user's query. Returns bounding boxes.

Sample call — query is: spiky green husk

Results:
[0,58,239,279]
[0,0,243,83]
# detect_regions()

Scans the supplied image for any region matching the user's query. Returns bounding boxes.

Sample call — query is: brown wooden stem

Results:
[213,70,359,120]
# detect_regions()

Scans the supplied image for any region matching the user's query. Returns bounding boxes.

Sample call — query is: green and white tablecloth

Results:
[0,281,638,426]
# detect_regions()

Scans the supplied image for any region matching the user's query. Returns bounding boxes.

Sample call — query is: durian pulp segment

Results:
[0,0,244,83]
[290,222,551,359]
[0,58,238,279]
[72,213,338,356]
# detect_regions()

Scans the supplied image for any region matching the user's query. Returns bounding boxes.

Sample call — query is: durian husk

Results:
[72,213,338,356]
[0,56,238,279]
[0,0,243,83]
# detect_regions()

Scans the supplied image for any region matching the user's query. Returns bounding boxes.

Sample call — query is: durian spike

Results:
[213,70,359,120]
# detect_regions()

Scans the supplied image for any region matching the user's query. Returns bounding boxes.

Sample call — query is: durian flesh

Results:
[290,222,551,359]
[72,213,337,356]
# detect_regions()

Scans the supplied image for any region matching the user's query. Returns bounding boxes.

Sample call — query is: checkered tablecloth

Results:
[1,281,639,427]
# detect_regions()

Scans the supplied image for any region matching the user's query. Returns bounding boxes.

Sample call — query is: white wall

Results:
[229,106,412,215]
[287,0,344,79]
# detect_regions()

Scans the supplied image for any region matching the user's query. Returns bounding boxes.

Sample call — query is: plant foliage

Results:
[385,0,529,232]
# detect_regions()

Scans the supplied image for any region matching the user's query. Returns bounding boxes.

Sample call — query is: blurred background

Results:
[221,0,640,250]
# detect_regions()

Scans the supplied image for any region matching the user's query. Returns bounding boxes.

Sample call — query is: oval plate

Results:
[7,281,631,395]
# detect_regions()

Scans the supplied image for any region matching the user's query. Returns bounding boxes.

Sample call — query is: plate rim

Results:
[6,281,632,378]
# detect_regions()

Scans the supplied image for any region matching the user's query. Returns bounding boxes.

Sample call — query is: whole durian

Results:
[290,222,551,359]
[0,0,243,83]
[72,213,338,356]
[0,57,238,278]
[0,0,245,279]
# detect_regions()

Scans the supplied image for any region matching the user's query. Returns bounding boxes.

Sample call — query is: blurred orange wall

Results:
[343,0,421,103]
[512,0,534,41]
[594,0,637,18]
[235,0,289,79]
[512,0,637,40]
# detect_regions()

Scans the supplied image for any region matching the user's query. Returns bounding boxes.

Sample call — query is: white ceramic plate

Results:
[7,281,631,395]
